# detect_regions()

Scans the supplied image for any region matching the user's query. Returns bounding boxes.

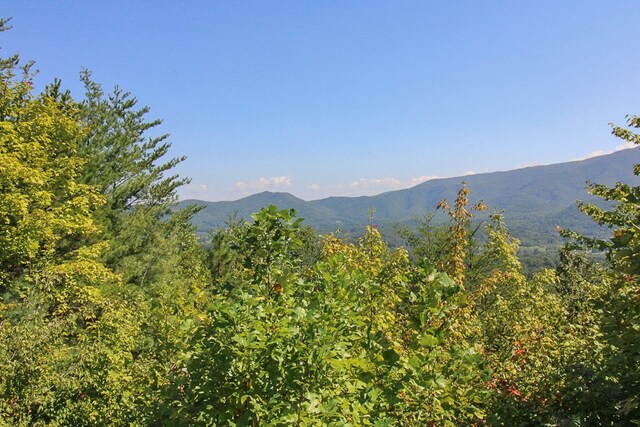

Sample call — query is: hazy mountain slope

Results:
[182,148,640,246]
[314,148,639,222]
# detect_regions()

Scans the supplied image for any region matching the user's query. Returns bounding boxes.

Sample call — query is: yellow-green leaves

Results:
[0,77,102,289]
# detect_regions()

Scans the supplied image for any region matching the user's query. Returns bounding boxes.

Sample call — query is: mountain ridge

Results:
[180,148,640,248]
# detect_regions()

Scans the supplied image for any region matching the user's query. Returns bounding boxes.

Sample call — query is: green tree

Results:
[74,71,209,420]
[77,70,202,286]
[0,28,207,424]
[476,216,567,425]
[560,115,640,423]
[0,50,155,426]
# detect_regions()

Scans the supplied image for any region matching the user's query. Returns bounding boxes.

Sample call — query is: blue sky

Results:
[2,1,639,201]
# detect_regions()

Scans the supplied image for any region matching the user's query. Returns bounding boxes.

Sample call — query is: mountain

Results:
[180,148,640,248]
[181,191,341,231]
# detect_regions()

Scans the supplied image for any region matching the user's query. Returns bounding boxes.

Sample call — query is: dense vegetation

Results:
[1,19,639,425]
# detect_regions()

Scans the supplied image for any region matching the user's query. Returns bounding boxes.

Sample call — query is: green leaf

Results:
[418,334,439,347]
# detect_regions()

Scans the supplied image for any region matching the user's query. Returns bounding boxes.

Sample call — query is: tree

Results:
[0,18,18,73]
[560,115,640,423]
[0,29,207,424]
[176,207,490,425]
[0,48,153,426]
[0,59,99,295]
[77,70,202,287]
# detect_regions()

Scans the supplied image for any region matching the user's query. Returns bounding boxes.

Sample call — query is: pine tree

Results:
[77,70,202,286]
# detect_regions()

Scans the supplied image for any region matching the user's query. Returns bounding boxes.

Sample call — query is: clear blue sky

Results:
[3,1,639,201]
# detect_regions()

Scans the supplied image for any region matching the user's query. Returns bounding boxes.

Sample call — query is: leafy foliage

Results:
[171,208,489,425]
[0,29,204,425]
[0,51,158,425]
[558,116,640,424]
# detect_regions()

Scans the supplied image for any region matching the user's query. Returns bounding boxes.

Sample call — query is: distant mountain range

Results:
[180,148,640,249]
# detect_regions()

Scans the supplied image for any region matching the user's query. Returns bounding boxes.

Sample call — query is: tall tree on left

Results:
[0,25,129,425]
[0,19,203,424]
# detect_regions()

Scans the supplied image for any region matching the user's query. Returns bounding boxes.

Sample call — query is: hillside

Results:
[181,148,640,247]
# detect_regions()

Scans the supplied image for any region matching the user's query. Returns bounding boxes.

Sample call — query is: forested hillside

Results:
[183,148,640,245]
[1,18,639,426]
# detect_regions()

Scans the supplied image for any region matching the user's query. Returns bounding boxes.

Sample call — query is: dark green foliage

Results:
[76,70,204,287]
[395,212,450,265]
[78,69,187,209]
